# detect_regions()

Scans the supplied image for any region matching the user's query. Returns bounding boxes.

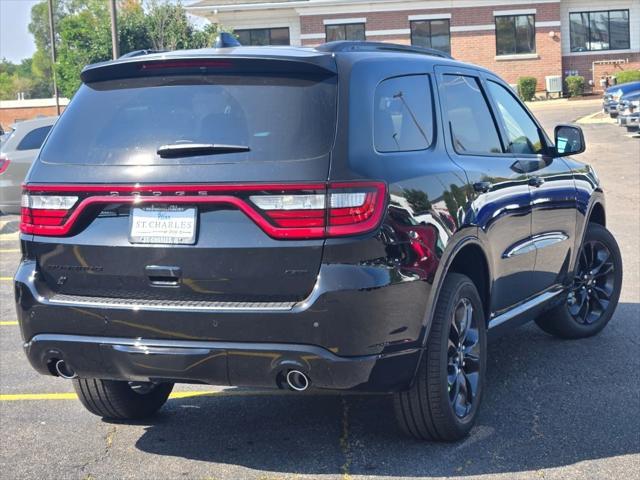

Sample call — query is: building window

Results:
[234,28,290,46]
[325,23,365,42]
[410,19,451,55]
[495,15,536,56]
[569,10,630,52]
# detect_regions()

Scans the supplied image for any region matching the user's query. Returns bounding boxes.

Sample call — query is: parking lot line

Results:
[0,249,20,253]
[0,390,382,402]
[0,277,13,281]
[0,321,18,326]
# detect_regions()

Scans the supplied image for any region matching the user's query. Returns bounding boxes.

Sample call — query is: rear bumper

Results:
[24,333,419,391]
[15,258,429,392]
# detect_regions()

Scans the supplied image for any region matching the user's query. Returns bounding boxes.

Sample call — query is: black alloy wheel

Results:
[447,297,481,419]
[567,239,616,325]
[535,222,622,339]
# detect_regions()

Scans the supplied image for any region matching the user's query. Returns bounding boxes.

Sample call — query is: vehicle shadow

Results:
[133,302,639,477]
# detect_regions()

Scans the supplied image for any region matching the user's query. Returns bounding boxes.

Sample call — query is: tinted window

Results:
[440,75,502,155]
[570,10,630,52]
[374,75,433,152]
[410,19,451,55]
[487,81,544,155]
[39,74,336,165]
[496,15,536,55]
[16,125,51,151]
[234,28,290,46]
[325,23,365,42]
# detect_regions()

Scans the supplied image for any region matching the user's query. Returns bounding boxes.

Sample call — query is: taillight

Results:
[20,182,387,239]
[0,155,10,175]
[21,194,78,234]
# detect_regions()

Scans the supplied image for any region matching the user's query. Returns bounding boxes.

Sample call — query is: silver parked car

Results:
[0,116,57,214]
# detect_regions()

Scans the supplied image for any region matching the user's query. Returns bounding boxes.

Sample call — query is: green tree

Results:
[22,0,225,99]
[146,0,192,50]
[0,72,14,100]
[118,0,152,55]
[55,0,112,97]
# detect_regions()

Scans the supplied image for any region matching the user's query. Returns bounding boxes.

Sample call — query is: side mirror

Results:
[554,124,585,156]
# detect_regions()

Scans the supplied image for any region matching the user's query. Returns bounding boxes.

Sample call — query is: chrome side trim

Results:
[488,288,564,330]
[47,293,295,312]
[533,232,569,251]
[112,345,211,356]
[503,231,568,258]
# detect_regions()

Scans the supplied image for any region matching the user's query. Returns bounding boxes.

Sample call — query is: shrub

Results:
[615,70,640,85]
[565,75,585,97]
[517,76,537,101]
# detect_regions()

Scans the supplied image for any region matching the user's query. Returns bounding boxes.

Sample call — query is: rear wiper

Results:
[157,143,250,158]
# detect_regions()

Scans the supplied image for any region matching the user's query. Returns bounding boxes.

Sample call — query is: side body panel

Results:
[434,65,536,315]
[326,53,476,355]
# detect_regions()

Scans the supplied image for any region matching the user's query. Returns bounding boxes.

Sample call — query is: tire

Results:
[535,223,622,339]
[73,378,174,420]
[394,273,486,441]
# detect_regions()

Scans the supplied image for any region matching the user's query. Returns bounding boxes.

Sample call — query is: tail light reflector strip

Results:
[20,182,386,239]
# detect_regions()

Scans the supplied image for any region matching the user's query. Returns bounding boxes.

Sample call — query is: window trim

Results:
[373,73,436,154]
[568,9,630,53]
[494,14,536,57]
[234,27,290,46]
[409,18,451,55]
[324,23,366,42]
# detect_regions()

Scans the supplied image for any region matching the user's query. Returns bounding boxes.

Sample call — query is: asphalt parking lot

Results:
[0,99,638,480]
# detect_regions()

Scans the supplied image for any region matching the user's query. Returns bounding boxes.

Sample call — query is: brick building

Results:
[187,0,640,92]
[0,98,69,131]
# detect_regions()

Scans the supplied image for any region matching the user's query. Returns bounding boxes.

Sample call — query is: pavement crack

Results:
[339,397,352,480]
[78,424,117,478]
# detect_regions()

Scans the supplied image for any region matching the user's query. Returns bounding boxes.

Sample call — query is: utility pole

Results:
[47,0,60,115]
[109,0,119,59]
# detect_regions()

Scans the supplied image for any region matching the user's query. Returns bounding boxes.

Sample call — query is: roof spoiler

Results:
[317,41,453,59]
[80,53,337,84]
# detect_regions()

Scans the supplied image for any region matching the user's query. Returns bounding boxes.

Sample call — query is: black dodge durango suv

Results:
[15,42,622,441]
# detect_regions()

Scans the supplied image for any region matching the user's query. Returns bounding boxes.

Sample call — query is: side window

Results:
[374,75,433,153]
[17,126,52,151]
[440,75,503,155]
[486,81,544,155]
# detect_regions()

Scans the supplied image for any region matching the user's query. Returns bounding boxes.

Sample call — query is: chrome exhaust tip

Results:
[286,369,309,392]
[54,360,77,379]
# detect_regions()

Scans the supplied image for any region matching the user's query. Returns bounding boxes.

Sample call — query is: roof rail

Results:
[316,41,453,59]
[119,49,166,59]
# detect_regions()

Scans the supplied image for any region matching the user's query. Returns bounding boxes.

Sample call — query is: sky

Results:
[0,0,39,63]
[0,0,204,64]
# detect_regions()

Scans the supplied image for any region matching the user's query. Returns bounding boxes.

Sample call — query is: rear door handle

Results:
[528,176,545,188]
[473,181,492,193]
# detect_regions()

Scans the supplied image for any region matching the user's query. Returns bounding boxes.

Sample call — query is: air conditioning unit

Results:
[545,75,563,93]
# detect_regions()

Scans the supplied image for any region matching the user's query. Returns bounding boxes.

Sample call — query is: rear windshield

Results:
[39,74,337,165]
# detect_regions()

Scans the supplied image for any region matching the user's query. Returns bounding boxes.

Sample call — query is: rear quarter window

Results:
[16,125,52,151]
[374,75,434,153]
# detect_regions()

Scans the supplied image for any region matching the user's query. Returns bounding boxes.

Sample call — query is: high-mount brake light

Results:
[19,182,387,239]
[140,60,234,70]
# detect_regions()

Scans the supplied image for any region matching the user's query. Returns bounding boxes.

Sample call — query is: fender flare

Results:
[571,192,606,276]
[407,233,492,386]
